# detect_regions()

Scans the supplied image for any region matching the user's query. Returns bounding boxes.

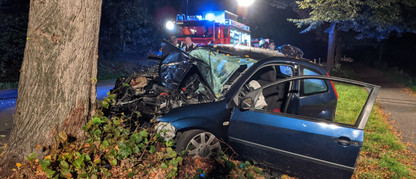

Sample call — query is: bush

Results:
[13,94,264,178]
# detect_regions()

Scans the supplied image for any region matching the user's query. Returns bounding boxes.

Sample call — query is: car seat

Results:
[251,67,286,112]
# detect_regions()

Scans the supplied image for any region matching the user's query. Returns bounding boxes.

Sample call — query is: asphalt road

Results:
[0,80,115,145]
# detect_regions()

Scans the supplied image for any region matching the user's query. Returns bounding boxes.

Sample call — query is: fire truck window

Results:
[189,28,197,35]
[207,27,213,35]
[196,27,205,36]
[224,27,229,38]
[179,26,212,37]
[183,27,191,36]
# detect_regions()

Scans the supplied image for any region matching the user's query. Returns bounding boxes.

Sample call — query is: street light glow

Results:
[237,0,255,7]
[166,21,174,31]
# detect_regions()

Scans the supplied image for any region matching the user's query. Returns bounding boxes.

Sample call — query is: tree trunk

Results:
[0,0,102,175]
[326,23,337,71]
[335,43,342,65]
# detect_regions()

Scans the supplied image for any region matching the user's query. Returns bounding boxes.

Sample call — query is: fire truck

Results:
[167,11,251,46]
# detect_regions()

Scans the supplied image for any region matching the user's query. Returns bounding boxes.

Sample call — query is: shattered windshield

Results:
[189,48,256,98]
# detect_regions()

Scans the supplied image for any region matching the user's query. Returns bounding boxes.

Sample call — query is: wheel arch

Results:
[170,117,226,139]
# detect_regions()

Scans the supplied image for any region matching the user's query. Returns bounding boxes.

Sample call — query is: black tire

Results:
[175,129,221,158]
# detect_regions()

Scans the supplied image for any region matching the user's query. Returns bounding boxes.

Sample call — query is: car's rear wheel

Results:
[175,130,221,158]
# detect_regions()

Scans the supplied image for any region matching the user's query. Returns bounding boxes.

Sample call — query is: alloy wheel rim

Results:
[185,132,221,158]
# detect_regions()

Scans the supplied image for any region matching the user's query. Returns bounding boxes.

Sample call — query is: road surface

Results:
[0,80,115,146]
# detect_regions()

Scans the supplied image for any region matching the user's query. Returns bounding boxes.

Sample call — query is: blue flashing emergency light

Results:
[205,13,215,21]
[203,11,226,23]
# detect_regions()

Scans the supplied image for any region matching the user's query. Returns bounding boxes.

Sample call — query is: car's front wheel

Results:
[175,130,221,158]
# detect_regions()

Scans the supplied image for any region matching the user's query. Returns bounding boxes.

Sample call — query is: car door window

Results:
[249,78,374,127]
[332,82,370,125]
[302,68,327,95]
[279,66,293,77]
[241,65,293,112]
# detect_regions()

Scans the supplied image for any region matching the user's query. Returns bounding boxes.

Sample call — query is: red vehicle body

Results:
[172,11,251,46]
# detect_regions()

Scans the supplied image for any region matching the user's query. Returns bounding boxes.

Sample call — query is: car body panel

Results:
[228,75,379,178]
[157,100,230,139]
[228,109,362,178]
[297,66,337,120]
[297,91,337,120]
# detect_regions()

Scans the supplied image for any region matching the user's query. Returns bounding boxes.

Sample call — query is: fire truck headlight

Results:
[166,21,174,31]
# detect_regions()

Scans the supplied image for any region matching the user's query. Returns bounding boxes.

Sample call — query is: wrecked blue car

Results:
[109,43,380,178]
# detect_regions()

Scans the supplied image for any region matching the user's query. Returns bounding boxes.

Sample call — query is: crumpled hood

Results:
[160,51,192,90]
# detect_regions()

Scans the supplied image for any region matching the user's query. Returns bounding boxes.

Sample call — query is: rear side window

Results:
[302,68,327,95]
[279,66,293,77]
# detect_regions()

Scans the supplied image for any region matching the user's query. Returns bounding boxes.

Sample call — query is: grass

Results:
[353,106,416,178]
[411,85,416,93]
[333,82,368,125]
[333,82,416,178]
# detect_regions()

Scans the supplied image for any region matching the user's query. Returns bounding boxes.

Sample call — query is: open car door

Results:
[228,75,380,178]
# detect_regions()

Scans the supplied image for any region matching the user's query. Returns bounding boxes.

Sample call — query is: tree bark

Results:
[0,0,102,175]
[326,23,337,71]
[335,42,342,65]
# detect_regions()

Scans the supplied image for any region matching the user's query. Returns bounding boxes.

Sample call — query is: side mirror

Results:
[240,97,253,111]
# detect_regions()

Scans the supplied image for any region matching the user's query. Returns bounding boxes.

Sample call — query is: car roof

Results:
[260,57,328,74]
[207,44,285,59]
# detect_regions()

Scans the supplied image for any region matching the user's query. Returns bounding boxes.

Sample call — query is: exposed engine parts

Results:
[106,61,215,123]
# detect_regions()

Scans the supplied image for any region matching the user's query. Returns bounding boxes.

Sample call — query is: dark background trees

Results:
[0,0,28,82]
[1,0,416,81]
[289,0,416,70]
[98,0,180,62]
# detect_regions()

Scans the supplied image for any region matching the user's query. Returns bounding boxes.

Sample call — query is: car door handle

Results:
[335,136,351,146]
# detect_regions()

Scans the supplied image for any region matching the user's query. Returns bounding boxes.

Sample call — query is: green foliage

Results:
[290,0,416,40]
[20,93,264,178]
[26,153,37,161]
[329,64,353,78]
[213,152,263,179]
[27,95,182,178]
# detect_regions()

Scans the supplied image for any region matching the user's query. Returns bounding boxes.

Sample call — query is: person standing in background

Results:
[184,37,197,51]
[170,36,184,49]
[269,42,276,50]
